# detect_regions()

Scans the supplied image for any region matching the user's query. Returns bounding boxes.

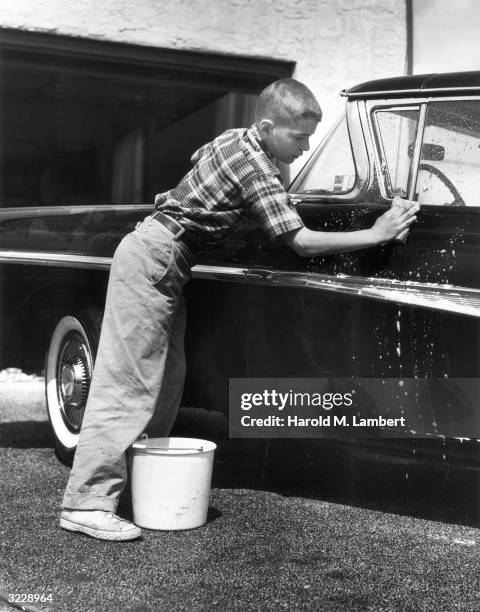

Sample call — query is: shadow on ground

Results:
[0,421,51,448]
[169,408,480,529]
[2,406,480,529]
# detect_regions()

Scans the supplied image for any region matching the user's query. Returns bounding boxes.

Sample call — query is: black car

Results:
[1,71,479,462]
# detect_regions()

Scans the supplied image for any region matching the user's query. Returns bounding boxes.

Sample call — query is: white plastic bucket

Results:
[130,436,216,530]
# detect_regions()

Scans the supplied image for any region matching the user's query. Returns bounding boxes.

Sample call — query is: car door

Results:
[243,95,480,438]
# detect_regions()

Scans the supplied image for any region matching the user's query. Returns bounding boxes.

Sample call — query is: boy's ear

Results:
[258,118,274,138]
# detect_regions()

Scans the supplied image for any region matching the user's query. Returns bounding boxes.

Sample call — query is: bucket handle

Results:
[160,446,204,452]
[135,434,204,452]
[135,445,205,452]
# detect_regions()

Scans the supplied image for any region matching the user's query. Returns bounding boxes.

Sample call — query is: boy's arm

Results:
[285,202,420,257]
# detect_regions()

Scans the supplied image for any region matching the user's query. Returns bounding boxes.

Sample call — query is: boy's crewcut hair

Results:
[255,78,322,124]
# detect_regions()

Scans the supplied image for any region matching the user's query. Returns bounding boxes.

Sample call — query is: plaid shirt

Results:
[154,123,304,247]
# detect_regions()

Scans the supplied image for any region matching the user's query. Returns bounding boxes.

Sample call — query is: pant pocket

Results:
[149,242,175,286]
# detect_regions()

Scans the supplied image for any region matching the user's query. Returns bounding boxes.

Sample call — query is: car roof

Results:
[342,71,480,98]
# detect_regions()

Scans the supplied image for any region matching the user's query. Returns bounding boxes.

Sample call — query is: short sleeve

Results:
[241,171,304,239]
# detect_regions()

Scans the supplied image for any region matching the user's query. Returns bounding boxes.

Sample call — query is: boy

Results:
[60,79,419,540]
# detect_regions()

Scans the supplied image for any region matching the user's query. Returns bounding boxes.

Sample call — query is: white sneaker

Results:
[60,510,142,541]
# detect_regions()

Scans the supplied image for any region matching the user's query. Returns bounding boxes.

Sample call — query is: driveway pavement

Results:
[1,379,480,611]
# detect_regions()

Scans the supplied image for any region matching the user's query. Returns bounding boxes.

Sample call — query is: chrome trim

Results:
[344,88,428,98]
[344,86,480,99]
[0,251,251,278]
[408,103,427,201]
[0,251,112,269]
[194,263,480,318]
[0,204,153,220]
[370,104,421,200]
[358,100,378,197]
[346,99,370,201]
[302,274,480,319]
[190,264,248,283]
[0,250,478,317]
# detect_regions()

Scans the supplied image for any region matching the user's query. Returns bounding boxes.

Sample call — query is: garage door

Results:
[0,29,293,206]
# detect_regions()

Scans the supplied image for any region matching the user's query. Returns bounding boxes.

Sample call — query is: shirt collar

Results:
[247,123,275,160]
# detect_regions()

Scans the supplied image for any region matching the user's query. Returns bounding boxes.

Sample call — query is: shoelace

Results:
[105,512,128,528]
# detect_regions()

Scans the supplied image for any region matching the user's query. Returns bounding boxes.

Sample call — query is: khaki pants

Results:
[62,216,195,511]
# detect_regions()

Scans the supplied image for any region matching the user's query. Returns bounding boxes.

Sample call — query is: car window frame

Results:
[288,100,370,204]
[366,95,480,210]
[290,94,480,212]
[369,103,425,201]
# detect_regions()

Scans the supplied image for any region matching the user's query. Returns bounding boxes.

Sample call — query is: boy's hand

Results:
[371,198,420,245]
[390,196,418,243]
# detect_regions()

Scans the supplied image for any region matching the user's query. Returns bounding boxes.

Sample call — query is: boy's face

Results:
[259,115,319,164]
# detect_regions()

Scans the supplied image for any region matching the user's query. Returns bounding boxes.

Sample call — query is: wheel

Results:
[45,308,101,465]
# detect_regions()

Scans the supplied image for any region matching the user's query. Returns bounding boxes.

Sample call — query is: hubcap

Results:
[56,331,92,433]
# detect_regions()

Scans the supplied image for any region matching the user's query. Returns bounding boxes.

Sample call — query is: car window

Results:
[373,108,420,198]
[292,114,356,195]
[415,100,480,206]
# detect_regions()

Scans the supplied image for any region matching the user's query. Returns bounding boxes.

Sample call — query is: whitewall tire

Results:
[45,310,100,464]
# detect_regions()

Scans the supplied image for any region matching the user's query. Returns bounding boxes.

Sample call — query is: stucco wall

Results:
[2,0,407,144]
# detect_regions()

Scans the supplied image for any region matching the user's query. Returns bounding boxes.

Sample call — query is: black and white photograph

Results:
[1,1,480,610]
